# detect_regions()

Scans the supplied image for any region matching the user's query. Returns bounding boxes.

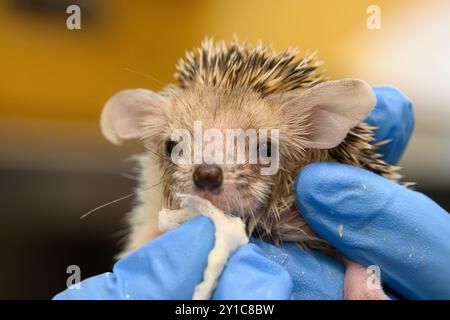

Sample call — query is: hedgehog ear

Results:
[289,79,375,149]
[100,89,168,146]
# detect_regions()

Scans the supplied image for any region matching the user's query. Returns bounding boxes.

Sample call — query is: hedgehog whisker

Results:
[80,181,163,219]
[124,67,164,86]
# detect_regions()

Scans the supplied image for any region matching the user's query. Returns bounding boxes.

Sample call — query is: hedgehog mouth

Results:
[190,186,258,216]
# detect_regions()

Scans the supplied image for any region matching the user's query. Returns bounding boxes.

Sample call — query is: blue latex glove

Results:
[53,216,293,299]
[292,87,450,299]
[365,86,414,164]
[295,162,450,300]
[54,85,423,300]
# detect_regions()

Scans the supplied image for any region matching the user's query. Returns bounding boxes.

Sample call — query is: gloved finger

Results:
[212,243,293,300]
[366,86,415,164]
[251,240,345,300]
[54,216,215,300]
[255,239,399,300]
[296,162,450,299]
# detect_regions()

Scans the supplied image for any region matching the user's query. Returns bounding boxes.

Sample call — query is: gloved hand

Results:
[53,216,293,299]
[295,162,450,300]
[290,86,450,299]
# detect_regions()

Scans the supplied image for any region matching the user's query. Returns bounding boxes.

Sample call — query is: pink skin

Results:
[343,259,390,300]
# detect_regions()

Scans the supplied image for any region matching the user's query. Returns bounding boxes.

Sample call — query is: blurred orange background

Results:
[0,0,449,298]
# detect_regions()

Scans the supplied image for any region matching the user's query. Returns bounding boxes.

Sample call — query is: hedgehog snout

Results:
[193,164,223,192]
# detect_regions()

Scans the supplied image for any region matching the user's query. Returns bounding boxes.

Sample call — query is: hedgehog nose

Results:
[193,165,223,191]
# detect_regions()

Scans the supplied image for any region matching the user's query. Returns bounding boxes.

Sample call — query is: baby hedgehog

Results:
[100,38,401,299]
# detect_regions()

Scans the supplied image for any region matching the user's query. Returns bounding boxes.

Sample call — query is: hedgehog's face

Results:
[152,86,283,214]
[100,80,375,215]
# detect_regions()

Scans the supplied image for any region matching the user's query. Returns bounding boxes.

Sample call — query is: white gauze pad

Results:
[158,193,249,300]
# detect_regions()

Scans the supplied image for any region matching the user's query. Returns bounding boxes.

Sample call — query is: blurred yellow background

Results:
[0,0,414,120]
[0,0,449,298]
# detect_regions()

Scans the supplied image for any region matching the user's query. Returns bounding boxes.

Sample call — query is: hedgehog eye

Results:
[165,139,178,156]
[258,140,272,158]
